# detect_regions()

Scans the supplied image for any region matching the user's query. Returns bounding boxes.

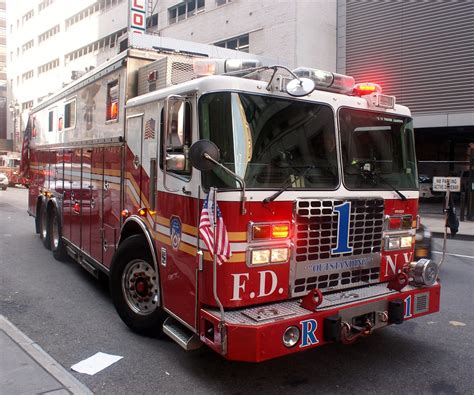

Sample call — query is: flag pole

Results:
[211,187,226,354]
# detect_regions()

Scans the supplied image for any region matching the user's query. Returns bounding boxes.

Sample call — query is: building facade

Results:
[7,0,473,181]
[6,0,338,152]
[6,0,130,151]
[337,0,474,178]
[0,0,7,151]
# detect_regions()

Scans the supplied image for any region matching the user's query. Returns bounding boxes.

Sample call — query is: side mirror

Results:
[189,140,220,171]
[166,153,186,172]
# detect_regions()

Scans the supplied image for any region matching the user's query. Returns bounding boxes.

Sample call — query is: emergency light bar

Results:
[292,67,355,93]
[194,58,262,76]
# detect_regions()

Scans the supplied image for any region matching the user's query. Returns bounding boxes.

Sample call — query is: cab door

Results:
[158,97,197,328]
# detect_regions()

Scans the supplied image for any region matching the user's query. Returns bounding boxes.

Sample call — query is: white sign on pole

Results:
[129,0,147,34]
[432,177,461,192]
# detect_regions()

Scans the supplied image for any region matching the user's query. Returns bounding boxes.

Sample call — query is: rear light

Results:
[252,224,271,240]
[353,82,382,96]
[121,209,130,218]
[385,215,413,230]
[250,222,290,241]
[272,224,289,239]
[388,217,401,230]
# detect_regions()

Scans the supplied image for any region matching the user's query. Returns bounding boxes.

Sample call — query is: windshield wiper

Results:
[360,166,407,201]
[263,166,314,204]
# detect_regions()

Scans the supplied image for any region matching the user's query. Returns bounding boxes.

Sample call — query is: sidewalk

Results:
[0,315,92,395]
[419,213,474,240]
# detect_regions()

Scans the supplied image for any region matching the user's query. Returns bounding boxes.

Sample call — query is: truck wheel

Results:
[39,203,51,250]
[50,208,67,261]
[110,235,166,336]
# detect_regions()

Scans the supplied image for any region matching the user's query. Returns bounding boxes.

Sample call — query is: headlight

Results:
[400,236,413,248]
[271,248,289,263]
[251,249,271,265]
[415,232,423,241]
[410,259,439,286]
[283,326,300,348]
[250,247,290,265]
[385,235,413,250]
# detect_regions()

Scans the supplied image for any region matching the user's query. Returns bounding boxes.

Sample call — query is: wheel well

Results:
[35,197,44,233]
[120,220,145,245]
[118,219,159,271]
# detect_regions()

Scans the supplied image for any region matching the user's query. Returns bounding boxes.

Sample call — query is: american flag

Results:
[199,189,232,265]
[19,117,32,176]
[144,118,156,140]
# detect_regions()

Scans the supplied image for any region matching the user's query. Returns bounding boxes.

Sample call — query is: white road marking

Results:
[432,251,474,259]
[449,321,466,327]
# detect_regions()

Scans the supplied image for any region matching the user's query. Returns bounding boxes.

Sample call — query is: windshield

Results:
[339,108,418,190]
[199,92,338,189]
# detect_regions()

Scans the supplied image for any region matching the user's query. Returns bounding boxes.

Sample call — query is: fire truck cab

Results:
[25,35,440,362]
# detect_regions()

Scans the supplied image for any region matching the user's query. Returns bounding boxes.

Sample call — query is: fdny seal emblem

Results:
[170,216,182,251]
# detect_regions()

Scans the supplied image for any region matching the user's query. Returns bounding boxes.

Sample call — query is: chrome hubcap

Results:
[122,259,158,315]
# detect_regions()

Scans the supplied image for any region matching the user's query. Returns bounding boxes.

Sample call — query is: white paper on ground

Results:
[71,352,123,375]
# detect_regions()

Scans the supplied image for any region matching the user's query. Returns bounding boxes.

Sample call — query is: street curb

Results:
[0,315,93,395]
[431,232,474,241]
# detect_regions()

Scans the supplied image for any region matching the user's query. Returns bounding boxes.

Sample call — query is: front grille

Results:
[292,198,385,295]
[295,198,384,261]
[294,267,380,294]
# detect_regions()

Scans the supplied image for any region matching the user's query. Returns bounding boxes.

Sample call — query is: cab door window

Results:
[160,99,192,179]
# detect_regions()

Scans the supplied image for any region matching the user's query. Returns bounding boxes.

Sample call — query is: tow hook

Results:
[340,319,374,345]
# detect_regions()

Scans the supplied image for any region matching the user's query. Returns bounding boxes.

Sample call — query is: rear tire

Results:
[39,203,51,250]
[110,235,166,336]
[50,208,68,261]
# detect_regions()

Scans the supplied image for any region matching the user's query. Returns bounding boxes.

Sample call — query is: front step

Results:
[163,317,202,351]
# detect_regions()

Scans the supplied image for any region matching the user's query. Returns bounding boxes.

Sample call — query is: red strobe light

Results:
[353,83,382,96]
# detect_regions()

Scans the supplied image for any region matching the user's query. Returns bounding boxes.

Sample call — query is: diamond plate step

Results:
[162,317,202,351]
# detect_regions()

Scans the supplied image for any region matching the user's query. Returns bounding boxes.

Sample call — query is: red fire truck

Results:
[0,151,25,186]
[24,36,441,362]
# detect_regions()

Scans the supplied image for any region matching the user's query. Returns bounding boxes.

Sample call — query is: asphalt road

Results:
[1,187,473,394]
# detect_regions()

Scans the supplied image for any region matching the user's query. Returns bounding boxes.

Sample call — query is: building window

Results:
[22,70,34,82]
[39,0,54,12]
[64,99,76,129]
[168,0,205,25]
[22,101,34,111]
[48,108,56,132]
[38,58,60,75]
[214,33,249,52]
[147,13,158,29]
[64,28,126,64]
[66,0,125,29]
[106,80,119,121]
[22,40,34,53]
[216,0,231,6]
[38,25,60,43]
[22,9,34,24]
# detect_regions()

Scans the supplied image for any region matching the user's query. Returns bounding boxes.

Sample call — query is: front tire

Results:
[39,203,51,249]
[50,208,67,261]
[110,235,166,336]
